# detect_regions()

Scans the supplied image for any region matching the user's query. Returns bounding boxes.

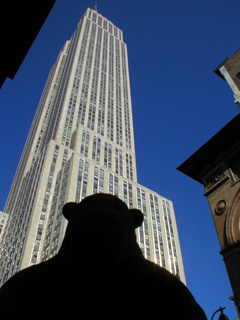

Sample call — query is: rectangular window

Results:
[80,130,90,157]
[103,20,107,30]
[92,12,97,22]
[98,16,102,26]
[75,159,89,202]
[162,200,179,277]
[122,180,133,208]
[115,148,123,175]
[93,166,104,194]
[104,142,112,169]
[109,173,113,194]
[92,136,101,164]
[136,187,151,260]
[125,153,133,180]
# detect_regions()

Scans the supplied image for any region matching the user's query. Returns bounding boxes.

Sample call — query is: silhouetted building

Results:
[0,1,56,88]
[178,114,240,318]
[0,7,186,286]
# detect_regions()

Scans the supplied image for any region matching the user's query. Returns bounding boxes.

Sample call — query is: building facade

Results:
[0,212,8,242]
[214,48,240,106]
[178,114,240,318]
[0,7,185,285]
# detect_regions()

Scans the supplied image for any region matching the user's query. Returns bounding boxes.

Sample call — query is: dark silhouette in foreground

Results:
[0,194,207,319]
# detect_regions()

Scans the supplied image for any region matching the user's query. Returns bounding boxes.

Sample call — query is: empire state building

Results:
[0,7,186,285]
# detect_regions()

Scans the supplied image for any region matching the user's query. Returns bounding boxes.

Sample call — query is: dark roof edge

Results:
[213,57,230,80]
[177,114,240,183]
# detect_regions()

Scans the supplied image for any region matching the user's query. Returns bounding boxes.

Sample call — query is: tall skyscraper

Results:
[0,7,185,286]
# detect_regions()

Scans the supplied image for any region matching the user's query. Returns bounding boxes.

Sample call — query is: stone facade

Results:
[214,48,240,106]
[178,114,240,317]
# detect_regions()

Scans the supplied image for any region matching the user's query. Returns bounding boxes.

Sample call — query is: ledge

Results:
[203,176,230,197]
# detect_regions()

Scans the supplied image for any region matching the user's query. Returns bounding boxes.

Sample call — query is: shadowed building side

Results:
[178,114,240,318]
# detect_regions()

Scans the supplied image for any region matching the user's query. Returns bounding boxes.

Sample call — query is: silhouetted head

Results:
[60,193,144,272]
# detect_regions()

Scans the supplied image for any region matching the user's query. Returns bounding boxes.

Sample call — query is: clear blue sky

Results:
[1,1,240,318]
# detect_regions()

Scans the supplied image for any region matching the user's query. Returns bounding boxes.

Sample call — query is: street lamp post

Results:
[211,307,229,320]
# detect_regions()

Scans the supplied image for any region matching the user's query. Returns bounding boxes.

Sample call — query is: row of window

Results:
[137,187,180,276]
[77,19,94,130]
[149,194,165,268]
[0,213,8,237]
[162,200,180,279]
[121,42,132,150]
[74,161,132,204]
[66,18,132,150]
[39,159,128,233]
[137,187,151,260]
[107,35,115,141]
[77,19,91,126]
[87,23,100,131]
[75,159,89,202]
[31,145,60,265]
[0,147,48,286]
[31,48,67,163]
[88,9,123,41]
[97,31,108,136]
[25,153,180,279]
[78,130,134,180]
[50,40,73,145]
[115,38,123,146]
[42,155,72,261]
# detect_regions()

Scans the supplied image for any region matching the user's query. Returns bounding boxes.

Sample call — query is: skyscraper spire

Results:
[93,1,97,12]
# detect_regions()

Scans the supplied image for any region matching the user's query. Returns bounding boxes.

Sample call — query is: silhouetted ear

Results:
[62,202,78,221]
[129,209,144,228]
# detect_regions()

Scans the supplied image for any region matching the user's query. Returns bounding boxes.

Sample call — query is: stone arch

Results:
[226,188,240,246]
